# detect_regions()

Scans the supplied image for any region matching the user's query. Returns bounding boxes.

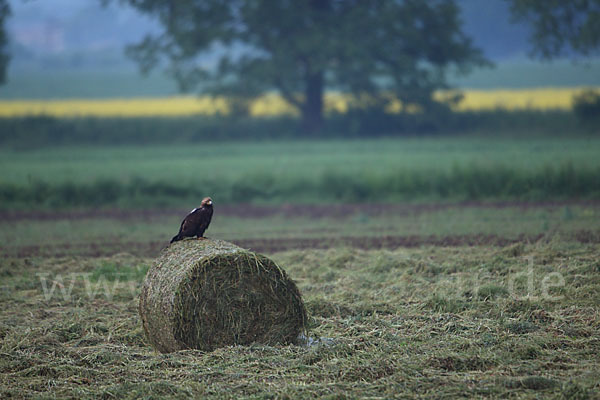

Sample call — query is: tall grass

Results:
[3,136,599,183]
[1,163,598,209]
[2,131,598,209]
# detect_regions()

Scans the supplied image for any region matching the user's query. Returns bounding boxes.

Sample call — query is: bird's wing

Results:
[196,207,213,233]
[179,210,200,237]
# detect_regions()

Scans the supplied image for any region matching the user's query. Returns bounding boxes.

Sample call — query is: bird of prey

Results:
[170,197,213,243]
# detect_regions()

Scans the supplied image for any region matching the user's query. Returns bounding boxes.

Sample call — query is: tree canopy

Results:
[116,0,488,132]
[0,0,10,84]
[507,0,600,59]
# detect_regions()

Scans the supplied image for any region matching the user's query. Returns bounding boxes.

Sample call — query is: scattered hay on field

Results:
[138,239,307,353]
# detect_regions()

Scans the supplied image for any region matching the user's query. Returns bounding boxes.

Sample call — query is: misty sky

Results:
[7,0,530,61]
[2,0,598,97]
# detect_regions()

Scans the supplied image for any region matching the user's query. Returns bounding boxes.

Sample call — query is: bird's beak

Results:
[208,200,213,205]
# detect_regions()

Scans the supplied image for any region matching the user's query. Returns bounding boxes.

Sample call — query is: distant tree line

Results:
[507,0,600,59]
[111,0,600,132]
[1,1,599,130]
[506,0,600,124]
[108,0,489,133]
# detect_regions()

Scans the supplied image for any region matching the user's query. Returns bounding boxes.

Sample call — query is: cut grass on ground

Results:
[1,244,598,398]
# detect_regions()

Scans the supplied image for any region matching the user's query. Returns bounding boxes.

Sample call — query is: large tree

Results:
[507,0,600,59]
[0,0,10,84]
[117,0,487,132]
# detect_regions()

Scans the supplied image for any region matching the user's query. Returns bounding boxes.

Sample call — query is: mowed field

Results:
[1,201,600,398]
[1,133,600,397]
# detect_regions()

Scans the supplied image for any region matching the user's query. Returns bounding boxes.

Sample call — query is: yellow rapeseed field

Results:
[0,87,594,117]
[447,88,584,111]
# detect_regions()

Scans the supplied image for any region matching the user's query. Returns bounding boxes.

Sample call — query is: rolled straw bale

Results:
[139,238,307,353]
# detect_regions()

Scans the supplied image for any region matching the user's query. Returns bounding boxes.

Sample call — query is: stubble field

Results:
[1,200,600,398]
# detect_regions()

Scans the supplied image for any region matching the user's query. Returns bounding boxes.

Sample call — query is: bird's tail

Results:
[170,235,180,244]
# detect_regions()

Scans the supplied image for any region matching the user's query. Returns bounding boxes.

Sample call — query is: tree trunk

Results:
[302,72,324,134]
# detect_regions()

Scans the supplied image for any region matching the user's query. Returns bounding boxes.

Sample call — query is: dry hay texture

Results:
[139,239,307,353]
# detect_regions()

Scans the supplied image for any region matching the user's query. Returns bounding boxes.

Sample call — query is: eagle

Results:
[170,197,213,243]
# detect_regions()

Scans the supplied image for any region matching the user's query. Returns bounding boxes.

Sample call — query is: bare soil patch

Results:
[1,200,598,222]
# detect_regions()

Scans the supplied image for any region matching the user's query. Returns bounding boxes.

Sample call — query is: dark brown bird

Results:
[170,197,213,243]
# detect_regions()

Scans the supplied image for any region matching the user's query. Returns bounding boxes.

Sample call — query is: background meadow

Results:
[1,137,600,209]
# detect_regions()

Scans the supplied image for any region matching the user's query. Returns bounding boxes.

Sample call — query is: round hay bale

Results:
[139,238,307,353]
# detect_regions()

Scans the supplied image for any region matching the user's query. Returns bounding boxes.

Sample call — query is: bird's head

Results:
[201,197,213,207]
